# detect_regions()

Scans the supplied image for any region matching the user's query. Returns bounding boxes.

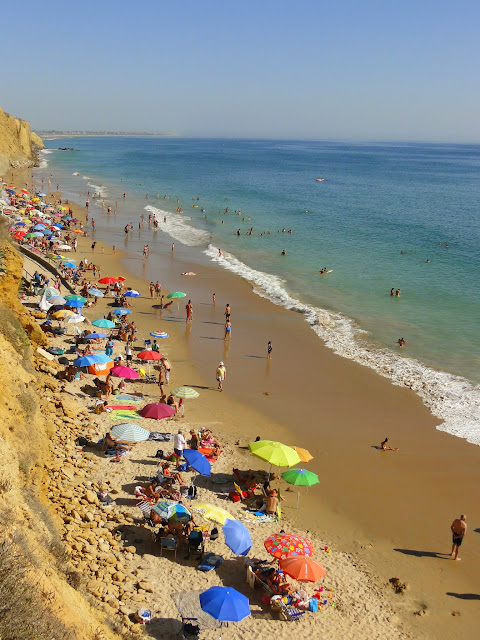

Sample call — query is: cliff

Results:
[0,107,44,177]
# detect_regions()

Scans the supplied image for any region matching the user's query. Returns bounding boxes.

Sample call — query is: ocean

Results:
[36,137,480,443]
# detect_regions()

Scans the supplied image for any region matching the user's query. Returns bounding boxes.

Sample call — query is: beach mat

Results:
[115,394,143,402]
[107,405,137,411]
[110,410,142,420]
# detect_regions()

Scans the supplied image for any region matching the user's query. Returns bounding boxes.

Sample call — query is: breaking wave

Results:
[203,244,480,445]
[144,205,211,247]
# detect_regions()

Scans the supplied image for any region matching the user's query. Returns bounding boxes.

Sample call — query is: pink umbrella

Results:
[138,403,175,420]
[111,365,139,379]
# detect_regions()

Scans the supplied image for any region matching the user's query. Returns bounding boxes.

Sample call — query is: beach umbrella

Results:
[73,355,102,367]
[288,446,313,463]
[88,288,104,297]
[110,423,149,442]
[182,449,211,477]
[191,503,234,526]
[150,331,169,338]
[15,222,26,226]
[279,556,326,583]
[85,332,108,340]
[53,309,73,319]
[111,365,139,379]
[65,314,85,324]
[222,520,252,556]
[62,261,77,268]
[38,286,60,298]
[33,224,46,230]
[166,291,186,299]
[264,533,314,560]
[46,296,66,305]
[112,308,131,315]
[92,353,113,364]
[98,277,118,284]
[92,318,115,329]
[65,294,87,302]
[138,350,162,360]
[152,500,192,523]
[200,587,250,623]
[249,440,300,469]
[67,299,84,308]
[138,403,175,420]
[116,276,127,282]
[56,244,72,250]
[171,386,199,399]
[123,290,141,297]
[281,469,320,508]
[26,232,42,238]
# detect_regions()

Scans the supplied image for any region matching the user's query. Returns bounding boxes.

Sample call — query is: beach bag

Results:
[229,491,241,503]
[210,527,219,541]
[178,463,190,472]
[308,598,319,612]
[155,449,164,459]
[76,436,89,446]
[187,485,197,499]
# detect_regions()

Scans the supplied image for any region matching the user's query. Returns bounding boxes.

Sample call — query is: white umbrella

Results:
[57,244,72,250]
[65,314,85,324]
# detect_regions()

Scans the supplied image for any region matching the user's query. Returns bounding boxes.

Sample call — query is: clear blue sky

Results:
[3,0,479,141]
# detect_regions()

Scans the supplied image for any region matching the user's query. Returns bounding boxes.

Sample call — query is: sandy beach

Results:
[8,165,480,639]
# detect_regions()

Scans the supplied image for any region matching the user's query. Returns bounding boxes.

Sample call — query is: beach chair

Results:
[139,368,156,383]
[185,529,204,560]
[246,565,256,590]
[179,617,200,639]
[271,598,305,622]
[159,536,179,558]
[137,499,154,526]
[234,482,264,512]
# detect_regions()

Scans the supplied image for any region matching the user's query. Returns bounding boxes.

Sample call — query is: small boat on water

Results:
[315,177,325,182]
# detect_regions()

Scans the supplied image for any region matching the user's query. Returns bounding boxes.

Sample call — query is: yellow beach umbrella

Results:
[288,446,313,463]
[249,440,300,468]
[191,503,234,525]
[53,310,74,319]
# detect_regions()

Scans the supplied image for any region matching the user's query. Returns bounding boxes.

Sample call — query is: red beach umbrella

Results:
[98,276,119,284]
[279,556,326,582]
[138,403,175,420]
[264,533,314,560]
[137,350,162,360]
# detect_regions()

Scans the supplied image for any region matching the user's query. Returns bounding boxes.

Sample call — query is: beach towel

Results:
[107,405,137,411]
[148,432,174,441]
[241,513,277,524]
[198,553,223,572]
[109,410,142,420]
[115,394,143,402]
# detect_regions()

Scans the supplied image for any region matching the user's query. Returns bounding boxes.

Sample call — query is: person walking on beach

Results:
[267,341,272,359]
[216,361,226,391]
[224,319,232,339]
[225,304,231,321]
[450,514,467,561]
[173,430,186,469]
[186,300,193,323]
[212,292,216,305]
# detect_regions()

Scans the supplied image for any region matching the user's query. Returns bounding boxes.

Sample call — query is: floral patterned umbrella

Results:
[264,533,314,559]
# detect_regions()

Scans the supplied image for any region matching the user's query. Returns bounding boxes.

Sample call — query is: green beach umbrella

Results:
[249,440,300,469]
[92,318,115,329]
[166,291,186,299]
[281,468,320,509]
[65,294,87,303]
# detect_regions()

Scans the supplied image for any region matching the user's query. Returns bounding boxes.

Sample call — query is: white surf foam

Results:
[72,172,80,176]
[38,149,53,169]
[88,183,109,198]
[145,205,210,247]
[203,244,480,445]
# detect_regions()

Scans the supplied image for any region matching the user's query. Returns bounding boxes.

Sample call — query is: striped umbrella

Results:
[152,501,192,522]
[150,331,169,338]
[171,386,199,399]
[111,423,149,442]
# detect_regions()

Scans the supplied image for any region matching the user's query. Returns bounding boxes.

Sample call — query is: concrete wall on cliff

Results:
[0,106,44,177]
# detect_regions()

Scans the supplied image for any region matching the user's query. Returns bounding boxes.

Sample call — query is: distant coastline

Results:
[36,131,177,139]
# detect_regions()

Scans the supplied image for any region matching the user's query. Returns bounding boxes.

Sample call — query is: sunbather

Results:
[104,431,134,452]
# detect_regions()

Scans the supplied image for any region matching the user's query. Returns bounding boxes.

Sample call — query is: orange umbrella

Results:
[280,556,326,582]
[288,446,313,463]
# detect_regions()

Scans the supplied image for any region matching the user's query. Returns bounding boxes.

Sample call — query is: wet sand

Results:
[19,166,480,639]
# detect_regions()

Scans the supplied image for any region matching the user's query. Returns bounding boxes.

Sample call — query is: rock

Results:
[113,571,125,582]
[84,490,98,505]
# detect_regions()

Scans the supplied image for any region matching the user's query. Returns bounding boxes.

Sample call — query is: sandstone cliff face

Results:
[0,106,44,176]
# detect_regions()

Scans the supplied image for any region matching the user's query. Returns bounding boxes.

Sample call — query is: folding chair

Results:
[185,530,204,560]
[160,536,179,558]
[144,338,152,348]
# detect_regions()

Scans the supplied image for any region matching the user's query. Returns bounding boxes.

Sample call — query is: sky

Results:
[2,0,480,141]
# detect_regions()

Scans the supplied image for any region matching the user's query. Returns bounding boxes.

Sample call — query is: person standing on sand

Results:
[216,361,226,391]
[267,341,272,359]
[212,293,216,305]
[149,282,155,298]
[224,319,232,339]
[172,242,175,253]
[450,514,467,561]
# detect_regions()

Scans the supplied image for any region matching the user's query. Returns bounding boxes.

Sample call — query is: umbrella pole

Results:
[296,490,300,509]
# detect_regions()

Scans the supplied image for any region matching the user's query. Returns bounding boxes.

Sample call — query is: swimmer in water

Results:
[181,272,196,276]
[281,250,286,255]
[397,337,406,348]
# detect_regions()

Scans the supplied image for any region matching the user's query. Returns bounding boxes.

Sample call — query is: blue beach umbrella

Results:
[112,308,131,315]
[110,423,149,442]
[182,449,211,477]
[92,318,115,328]
[200,587,250,623]
[62,262,77,268]
[152,501,192,523]
[33,224,46,230]
[16,222,26,226]
[85,332,108,340]
[88,288,104,297]
[222,520,252,556]
[123,290,141,297]
[91,352,113,364]
[67,299,84,308]
[73,355,102,367]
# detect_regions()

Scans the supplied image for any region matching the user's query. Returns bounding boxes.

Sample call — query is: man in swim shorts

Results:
[450,514,467,561]
[216,362,226,392]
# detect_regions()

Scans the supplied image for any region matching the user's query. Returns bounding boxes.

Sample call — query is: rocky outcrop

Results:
[0,106,44,176]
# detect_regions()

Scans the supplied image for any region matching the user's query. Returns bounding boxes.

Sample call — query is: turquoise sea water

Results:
[37,138,480,442]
